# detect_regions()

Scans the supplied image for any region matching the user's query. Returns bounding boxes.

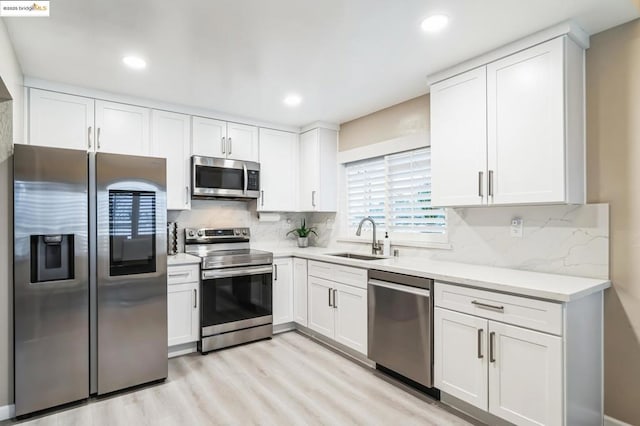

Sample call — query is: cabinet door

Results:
[293,258,308,326]
[307,276,335,338]
[430,67,488,207]
[152,110,191,210]
[334,283,367,355]
[487,37,565,205]
[167,282,199,346]
[227,122,259,162]
[299,129,319,211]
[258,128,298,211]
[28,89,95,151]
[434,308,488,410]
[272,258,293,325]
[192,116,226,158]
[316,128,338,212]
[488,321,562,426]
[95,101,150,156]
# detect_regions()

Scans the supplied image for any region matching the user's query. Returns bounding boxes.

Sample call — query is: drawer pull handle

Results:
[169,272,190,278]
[471,300,504,312]
[477,328,484,359]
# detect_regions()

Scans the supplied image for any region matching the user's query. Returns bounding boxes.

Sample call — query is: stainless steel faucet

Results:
[356,216,382,255]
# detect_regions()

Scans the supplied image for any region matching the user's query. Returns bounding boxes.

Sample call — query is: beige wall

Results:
[587,18,640,424]
[339,94,429,151]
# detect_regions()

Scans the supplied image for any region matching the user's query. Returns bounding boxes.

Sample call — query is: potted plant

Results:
[286,218,317,248]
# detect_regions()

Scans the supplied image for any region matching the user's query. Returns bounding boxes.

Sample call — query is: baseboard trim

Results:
[605,415,633,426]
[0,404,15,421]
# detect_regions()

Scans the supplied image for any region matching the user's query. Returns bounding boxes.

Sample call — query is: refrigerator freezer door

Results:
[95,152,167,395]
[13,145,89,416]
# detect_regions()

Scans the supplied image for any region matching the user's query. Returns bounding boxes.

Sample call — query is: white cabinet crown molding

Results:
[24,76,300,133]
[426,20,589,85]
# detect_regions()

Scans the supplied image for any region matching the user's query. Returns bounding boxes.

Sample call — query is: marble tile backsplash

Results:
[169,199,609,280]
[311,204,609,280]
[167,200,307,250]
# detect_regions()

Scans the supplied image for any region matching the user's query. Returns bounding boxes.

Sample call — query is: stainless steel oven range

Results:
[185,227,273,353]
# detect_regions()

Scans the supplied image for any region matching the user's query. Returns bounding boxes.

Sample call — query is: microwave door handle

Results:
[243,163,248,195]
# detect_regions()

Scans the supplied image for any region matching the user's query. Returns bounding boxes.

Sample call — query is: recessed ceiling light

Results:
[421,14,449,33]
[283,94,302,107]
[122,56,147,70]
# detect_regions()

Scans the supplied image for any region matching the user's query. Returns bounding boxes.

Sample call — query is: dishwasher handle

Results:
[368,279,430,298]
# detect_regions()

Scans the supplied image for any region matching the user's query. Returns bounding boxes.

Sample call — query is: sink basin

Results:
[328,253,384,261]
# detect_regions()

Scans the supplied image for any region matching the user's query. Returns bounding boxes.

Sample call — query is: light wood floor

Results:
[10,332,476,426]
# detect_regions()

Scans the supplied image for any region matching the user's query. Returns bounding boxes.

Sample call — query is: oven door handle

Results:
[202,266,273,280]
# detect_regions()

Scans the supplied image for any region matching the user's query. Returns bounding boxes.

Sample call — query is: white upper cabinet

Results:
[95,100,151,156]
[192,117,258,162]
[192,116,226,158]
[431,68,488,207]
[430,35,585,207]
[299,128,337,212]
[258,128,298,212]
[151,110,191,210]
[227,122,259,162]
[487,37,569,205]
[28,89,95,151]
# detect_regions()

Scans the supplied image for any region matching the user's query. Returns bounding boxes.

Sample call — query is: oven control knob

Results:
[188,230,195,237]
[242,230,248,236]
[197,230,204,237]
[234,229,240,236]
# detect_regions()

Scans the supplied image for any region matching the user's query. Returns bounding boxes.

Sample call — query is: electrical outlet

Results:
[510,218,523,238]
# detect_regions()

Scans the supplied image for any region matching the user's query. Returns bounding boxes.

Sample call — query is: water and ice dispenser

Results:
[30,234,75,283]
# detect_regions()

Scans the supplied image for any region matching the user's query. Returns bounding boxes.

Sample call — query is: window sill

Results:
[335,237,452,250]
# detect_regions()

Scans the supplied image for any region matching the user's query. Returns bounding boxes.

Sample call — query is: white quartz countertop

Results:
[167,253,201,266]
[259,246,610,303]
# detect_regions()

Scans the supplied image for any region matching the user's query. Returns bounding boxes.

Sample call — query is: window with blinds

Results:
[346,148,446,237]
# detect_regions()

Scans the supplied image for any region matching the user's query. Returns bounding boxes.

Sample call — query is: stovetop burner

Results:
[184,227,273,270]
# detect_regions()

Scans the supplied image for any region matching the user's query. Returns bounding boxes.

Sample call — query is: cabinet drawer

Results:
[435,282,563,335]
[168,265,199,285]
[308,260,334,280]
[308,260,367,289]
[333,265,367,289]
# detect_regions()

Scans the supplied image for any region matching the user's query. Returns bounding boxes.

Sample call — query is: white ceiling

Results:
[4,0,639,128]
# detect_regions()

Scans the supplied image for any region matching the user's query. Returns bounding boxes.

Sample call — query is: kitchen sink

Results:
[328,253,384,261]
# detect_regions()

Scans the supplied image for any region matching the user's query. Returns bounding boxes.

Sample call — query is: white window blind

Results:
[346,148,446,236]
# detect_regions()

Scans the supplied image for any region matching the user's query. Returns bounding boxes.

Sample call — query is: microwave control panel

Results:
[247,170,259,191]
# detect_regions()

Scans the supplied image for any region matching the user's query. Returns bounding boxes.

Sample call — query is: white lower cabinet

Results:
[293,258,308,326]
[307,261,367,355]
[333,282,367,354]
[434,308,489,410]
[308,276,335,338]
[167,265,200,348]
[488,322,562,426]
[434,282,569,426]
[272,258,293,325]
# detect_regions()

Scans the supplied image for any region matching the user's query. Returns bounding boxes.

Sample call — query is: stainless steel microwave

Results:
[192,156,260,199]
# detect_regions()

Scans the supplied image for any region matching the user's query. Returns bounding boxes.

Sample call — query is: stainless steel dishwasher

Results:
[368,270,434,389]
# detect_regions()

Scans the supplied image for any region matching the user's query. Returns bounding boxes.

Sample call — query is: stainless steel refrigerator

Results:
[13,145,168,416]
